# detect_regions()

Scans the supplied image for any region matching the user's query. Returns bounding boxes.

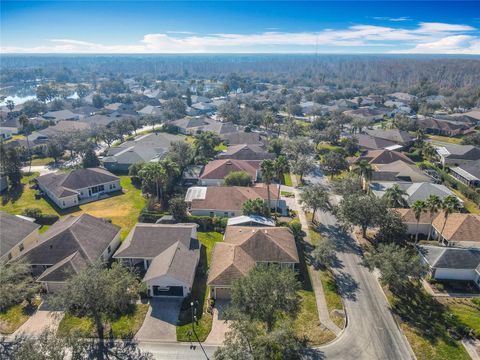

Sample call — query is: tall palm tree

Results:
[411,200,426,244]
[383,184,408,208]
[260,159,275,216]
[438,195,461,245]
[274,155,289,218]
[18,114,32,173]
[425,195,442,241]
[138,162,167,204]
[352,160,373,190]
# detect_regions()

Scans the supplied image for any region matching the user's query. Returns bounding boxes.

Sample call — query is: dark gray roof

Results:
[36,251,88,282]
[365,129,413,144]
[419,245,480,270]
[0,212,40,258]
[19,214,120,267]
[355,134,398,150]
[36,168,119,198]
[217,144,275,160]
[114,223,198,258]
[454,160,480,179]
[441,144,480,160]
[222,132,265,146]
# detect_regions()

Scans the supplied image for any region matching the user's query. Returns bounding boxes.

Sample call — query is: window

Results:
[19,243,24,252]
[90,185,105,194]
[224,212,228,217]
[210,212,214,217]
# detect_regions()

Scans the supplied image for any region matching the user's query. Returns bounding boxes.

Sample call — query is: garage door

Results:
[153,286,184,297]
[215,287,231,300]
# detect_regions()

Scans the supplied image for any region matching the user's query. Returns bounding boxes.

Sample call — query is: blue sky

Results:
[1,1,479,54]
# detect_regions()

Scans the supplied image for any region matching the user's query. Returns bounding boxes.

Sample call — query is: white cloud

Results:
[373,16,411,22]
[2,22,478,54]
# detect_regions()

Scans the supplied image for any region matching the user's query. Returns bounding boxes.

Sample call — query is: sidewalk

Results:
[290,175,342,336]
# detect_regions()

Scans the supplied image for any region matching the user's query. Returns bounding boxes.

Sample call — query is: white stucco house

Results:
[35,167,121,209]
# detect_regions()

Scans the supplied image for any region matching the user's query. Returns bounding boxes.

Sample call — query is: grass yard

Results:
[57,304,149,339]
[0,299,40,335]
[67,176,145,240]
[295,290,336,345]
[0,172,57,216]
[319,270,345,329]
[283,173,293,187]
[427,135,463,145]
[176,231,223,342]
[30,157,55,166]
[441,298,480,335]
[214,143,228,152]
[451,188,480,215]
[387,283,471,360]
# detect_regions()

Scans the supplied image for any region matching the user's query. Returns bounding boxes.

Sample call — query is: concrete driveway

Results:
[205,300,230,345]
[13,309,64,337]
[135,298,182,342]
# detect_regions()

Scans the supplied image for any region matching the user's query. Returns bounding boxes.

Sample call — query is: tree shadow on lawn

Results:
[390,283,468,347]
[1,183,24,205]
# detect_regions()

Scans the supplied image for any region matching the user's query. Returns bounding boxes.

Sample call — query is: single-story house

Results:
[43,110,80,122]
[17,214,121,292]
[450,160,480,187]
[355,134,402,151]
[185,185,287,217]
[364,129,413,146]
[349,149,415,167]
[27,121,90,144]
[416,118,474,137]
[1,211,40,262]
[387,92,416,103]
[370,182,458,206]
[432,213,480,248]
[370,160,433,183]
[113,223,200,298]
[172,116,238,135]
[207,226,299,299]
[216,144,275,161]
[36,167,121,209]
[199,159,262,186]
[343,107,387,122]
[102,132,185,172]
[436,144,480,167]
[395,208,434,237]
[418,245,480,286]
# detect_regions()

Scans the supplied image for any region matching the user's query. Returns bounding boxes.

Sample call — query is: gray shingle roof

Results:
[0,212,40,258]
[419,245,480,270]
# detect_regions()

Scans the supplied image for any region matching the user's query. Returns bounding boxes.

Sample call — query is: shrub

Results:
[186,215,227,232]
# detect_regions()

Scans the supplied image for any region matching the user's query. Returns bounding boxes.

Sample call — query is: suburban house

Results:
[435,144,480,167]
[395,208,433,238]
[198,159,262,186]
[355,134,402,151]
[370,160,433,183]
[364,129,413,146]
[450,160,480,187]
[431,213,480,247]
[181,165,205,186]
[172,116,238,135]
[349,149,415,167]
[27,121,90,144]
[416,117,475,137]
[43,110,80,122]
[227,215,276,227]
[113,223,200,298]
[343,107,386,122]
[17,214,121,292]
[370,182,458,206]
[36,167,121,209]
[0,128,12,140]
[418,245,480,286]
[222,132,266,147]
[0,211,40,262]
[207,226,299,299]
[216,144,275,161]
[185,185,287,217]
[102,132,185,172]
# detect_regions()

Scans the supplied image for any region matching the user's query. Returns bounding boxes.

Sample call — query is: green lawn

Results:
[387,283,471,360]
[427,135,463,145]
[442,298,480,335]
[295,290,336,345]
[283,173,293,187]
[30,157,55,166]
[57,304,149,339]
[176,231,223,342]
[214,143,228,152]
[0,300,40,335]
[451,188,480,215]
[319,270,345,329]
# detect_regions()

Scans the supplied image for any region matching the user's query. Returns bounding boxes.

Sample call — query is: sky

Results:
[1,1,480,54]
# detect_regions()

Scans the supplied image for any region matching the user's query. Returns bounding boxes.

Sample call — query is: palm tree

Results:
[138,162,167,204]
[18,114,32,173]
[352,160,372,190]
[260,159,275,216]
[383,184,408,208]
[425,195,442,241]
[274,155,289,218]
[438,195,461,245]
[411,200,426,244]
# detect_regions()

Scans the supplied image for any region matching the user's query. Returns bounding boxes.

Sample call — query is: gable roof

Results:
[371,160,432,183]
[355,149,414,165]
[222,132,265,146]
[216,144,275,160]
[432,213,480,243]
[207,226,298,287]
[404,183,457,206]
[419,245,480,270]
[395,208,432,225]
[0,212,40,258]
[355,134,398,150]
[36,167,119,198]
[189,185,277,212]
[451,160,480,181]
[365,129,413,144]
[436,144,480,161]
[37,121,89,137]
[200,159,261,180]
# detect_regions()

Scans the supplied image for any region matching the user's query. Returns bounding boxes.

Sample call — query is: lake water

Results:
[0,92,79,107]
